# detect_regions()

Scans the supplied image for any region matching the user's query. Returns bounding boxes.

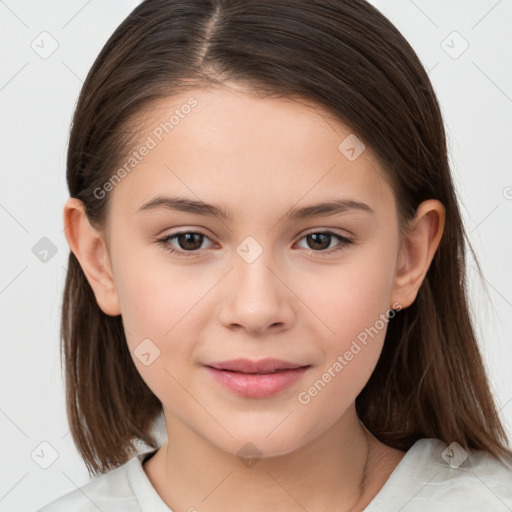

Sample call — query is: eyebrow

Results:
[136,195,375,221]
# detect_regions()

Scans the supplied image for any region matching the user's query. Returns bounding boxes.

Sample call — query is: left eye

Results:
[157,229,353,258]
[296,230,353,255]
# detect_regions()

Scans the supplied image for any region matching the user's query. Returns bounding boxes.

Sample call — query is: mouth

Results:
[205,357,309,374]
[214,368,301,374]
[203,358,311,398]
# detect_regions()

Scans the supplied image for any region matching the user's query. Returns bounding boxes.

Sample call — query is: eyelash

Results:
[156,229,353,259]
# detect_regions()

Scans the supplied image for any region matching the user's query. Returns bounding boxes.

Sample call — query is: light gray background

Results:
[1,1,511,511]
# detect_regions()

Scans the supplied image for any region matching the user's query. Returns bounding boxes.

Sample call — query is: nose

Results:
[217,248,296,335]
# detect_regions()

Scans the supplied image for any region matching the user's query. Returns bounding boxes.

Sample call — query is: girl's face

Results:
[101,83,407,457]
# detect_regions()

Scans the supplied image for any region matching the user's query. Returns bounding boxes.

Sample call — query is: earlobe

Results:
[63,197,121,316]
[391,199,445,309]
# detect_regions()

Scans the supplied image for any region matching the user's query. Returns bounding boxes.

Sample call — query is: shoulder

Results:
[36,454,145,512]
[366,438,512,511]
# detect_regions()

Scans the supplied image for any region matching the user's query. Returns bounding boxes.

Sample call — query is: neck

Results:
[143,405,398,512]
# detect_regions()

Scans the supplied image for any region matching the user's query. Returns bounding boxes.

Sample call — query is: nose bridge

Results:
[235,239,276,294]
[233,234,281,303]
[218,234,294,333]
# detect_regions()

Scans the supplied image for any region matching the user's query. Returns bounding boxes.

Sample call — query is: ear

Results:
[390,199,445,309]
[63,197,121,316]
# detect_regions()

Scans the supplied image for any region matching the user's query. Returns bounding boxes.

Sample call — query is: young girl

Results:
[38,0,512,510]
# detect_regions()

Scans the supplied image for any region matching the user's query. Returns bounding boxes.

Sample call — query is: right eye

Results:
[156,230,215,258]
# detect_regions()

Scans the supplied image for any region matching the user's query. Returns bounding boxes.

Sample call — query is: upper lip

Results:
[205,358,309,374]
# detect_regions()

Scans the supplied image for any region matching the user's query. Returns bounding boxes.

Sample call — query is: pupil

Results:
[308,233,330,250]
[179,233,202,250]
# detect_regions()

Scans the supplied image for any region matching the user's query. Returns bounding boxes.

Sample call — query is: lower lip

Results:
[204,366,309,398]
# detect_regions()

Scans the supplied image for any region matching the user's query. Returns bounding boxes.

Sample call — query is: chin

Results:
[210,426,314,462]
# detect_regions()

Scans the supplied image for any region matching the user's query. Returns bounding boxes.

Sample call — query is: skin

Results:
[64,82,445,511]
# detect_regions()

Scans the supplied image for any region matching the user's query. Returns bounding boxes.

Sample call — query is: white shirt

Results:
[36,438,512,511]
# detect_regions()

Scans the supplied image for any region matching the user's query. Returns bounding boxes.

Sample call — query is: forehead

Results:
[108,84,395,222]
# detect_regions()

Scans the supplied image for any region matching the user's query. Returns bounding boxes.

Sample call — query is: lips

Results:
[203,358,311,397]
[205,358,309,374]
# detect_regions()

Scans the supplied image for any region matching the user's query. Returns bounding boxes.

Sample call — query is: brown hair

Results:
[61,0,512,475]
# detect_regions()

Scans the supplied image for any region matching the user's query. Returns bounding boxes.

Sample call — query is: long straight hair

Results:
[61,0,512,475]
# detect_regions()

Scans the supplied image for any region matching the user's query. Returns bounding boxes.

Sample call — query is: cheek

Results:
[114,248,207,337]
[296,277,391,417]
[303,247,396,344]
[296,243,396,393]
[113,251,217,380]
[113,260,203,406]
